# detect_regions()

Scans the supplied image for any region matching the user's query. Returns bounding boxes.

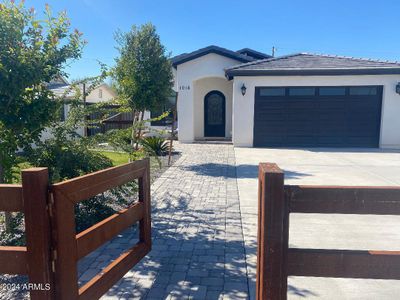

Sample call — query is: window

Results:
[289,87,315,96]
[319,87,346,96]
[60,104,65,122]
[98,89,103,98]
[349,87,377,95]
[259,87,285,96]
[151,94,177,126]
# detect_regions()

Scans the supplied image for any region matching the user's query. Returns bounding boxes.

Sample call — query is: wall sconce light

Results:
[396,82,400,95]
[241,83,247,96]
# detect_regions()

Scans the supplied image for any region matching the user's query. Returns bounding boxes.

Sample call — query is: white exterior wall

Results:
[40,84,116,142]
[86,84,116,103]
[175,53,242,142]
[232,75,400,148]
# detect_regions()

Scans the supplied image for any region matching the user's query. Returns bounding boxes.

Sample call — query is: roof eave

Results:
[172,49,253,68]
[226,68,400,79]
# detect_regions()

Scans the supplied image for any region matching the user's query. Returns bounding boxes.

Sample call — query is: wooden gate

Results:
[256,163,400,300]
[0,158,151,300]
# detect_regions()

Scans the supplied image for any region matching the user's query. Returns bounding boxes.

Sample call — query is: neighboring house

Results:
[45,81,116,139]
[172,45,400,149]
[101,92,177,135]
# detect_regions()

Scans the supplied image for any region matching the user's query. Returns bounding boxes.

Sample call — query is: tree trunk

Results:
[129,110,138,162]
[131,110,138,146]
[135,111,145,150]
[0,163,4,184]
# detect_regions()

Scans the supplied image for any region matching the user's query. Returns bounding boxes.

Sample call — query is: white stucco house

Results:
[172,45,400,148]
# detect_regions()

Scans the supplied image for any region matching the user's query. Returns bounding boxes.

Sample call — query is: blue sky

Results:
[26,0,400,81]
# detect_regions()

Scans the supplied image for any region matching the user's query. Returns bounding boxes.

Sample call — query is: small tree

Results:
[113,23,173,149]
[0,1,84,183]
[0,1,83,232]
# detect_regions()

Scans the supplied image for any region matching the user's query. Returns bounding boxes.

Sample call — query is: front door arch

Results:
[204,91,226,137]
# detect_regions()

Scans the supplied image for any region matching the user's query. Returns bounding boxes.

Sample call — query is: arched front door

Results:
[204,91,226,137]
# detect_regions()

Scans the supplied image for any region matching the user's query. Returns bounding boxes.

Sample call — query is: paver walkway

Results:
[101,143,249,299]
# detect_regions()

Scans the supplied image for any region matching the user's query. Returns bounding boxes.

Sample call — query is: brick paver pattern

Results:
[99,143,249,299]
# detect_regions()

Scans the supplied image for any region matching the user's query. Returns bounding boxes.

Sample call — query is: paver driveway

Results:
[102,143,249,300]
[235,147,400,300]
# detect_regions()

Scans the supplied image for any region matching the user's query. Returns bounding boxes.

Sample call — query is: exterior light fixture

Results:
[396,82,400,95]
[241,83,247,96]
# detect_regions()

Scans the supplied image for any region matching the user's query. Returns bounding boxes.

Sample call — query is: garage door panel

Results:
[317,137,346,145]
[254,112,285,119]
[287,102,314,110]
[318,102,346,110]
[256,101,285,109]
[253,86,382,148]
[346,137,378,147]
[285,136,317,145]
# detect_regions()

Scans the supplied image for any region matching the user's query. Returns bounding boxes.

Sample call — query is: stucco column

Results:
[177,86,195,142]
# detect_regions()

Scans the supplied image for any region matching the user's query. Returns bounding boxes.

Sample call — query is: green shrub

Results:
[0,135,135,246]
[26,137,113,183]
[26,137,136,233]
[141,136,170,156]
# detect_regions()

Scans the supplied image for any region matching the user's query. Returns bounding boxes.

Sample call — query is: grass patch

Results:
[92,150,130,166]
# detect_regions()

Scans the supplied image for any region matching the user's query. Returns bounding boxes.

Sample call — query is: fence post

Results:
[256,163,288,300]
[52,188,79,300]
[22,168,55,300]
[138,158,152,249]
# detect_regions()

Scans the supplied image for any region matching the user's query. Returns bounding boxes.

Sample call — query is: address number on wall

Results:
[179,85,190,91]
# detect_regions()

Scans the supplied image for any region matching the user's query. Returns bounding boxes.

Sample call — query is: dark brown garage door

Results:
[253,86,382,147]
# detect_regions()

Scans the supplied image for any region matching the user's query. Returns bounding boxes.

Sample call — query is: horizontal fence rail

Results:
[52,158,151,300]
[51,159,149,204]
[76,202,144,259]
[0,246,28,274]
[287,185,400,215]
[0,184,24,212]
[288,248,400,280]
[257,163,400,300]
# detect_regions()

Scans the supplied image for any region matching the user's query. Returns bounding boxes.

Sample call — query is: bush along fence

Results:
[0,158,151,300]
[256,163,400,300]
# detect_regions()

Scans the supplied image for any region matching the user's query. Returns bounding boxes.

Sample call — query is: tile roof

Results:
[225,53,400,77]
[171,45,255,68]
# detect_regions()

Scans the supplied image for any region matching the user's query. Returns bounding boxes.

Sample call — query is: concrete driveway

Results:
[234,148,400,300]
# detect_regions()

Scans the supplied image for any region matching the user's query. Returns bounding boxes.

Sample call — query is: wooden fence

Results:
[256,163,400,300]
[0,159,151,300]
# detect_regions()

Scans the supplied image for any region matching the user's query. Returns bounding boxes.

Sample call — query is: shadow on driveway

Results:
[182,163,311,181]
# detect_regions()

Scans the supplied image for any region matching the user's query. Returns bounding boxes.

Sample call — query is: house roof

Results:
[50,82,116,100]
[236,48,272,60]
[46,75,69,89]
[171,45,256,68]
[225,53,400,78]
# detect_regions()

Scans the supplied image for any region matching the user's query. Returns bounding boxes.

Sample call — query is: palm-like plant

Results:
[140,136,170,156]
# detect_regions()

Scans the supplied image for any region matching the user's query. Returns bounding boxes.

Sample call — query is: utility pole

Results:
[272,46,276,57]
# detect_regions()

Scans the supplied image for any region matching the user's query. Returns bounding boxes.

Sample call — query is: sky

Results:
[25,0,400,81]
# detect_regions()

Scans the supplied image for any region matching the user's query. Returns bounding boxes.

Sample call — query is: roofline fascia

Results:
[226,68,400,79]
[172,49,253,68]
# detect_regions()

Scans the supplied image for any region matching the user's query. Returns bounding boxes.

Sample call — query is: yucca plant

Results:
[140,136,170,156]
